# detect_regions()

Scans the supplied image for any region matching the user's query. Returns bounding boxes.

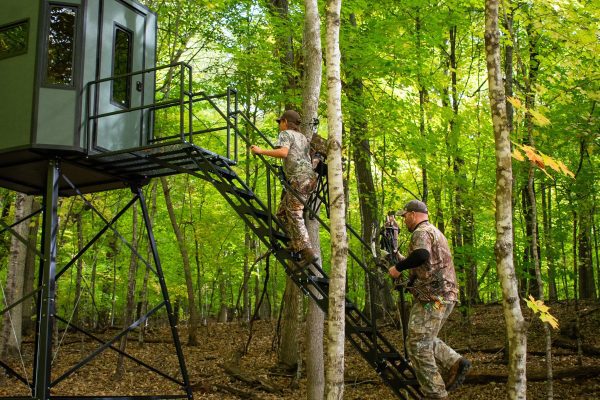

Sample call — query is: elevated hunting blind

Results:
[0,0,156,194]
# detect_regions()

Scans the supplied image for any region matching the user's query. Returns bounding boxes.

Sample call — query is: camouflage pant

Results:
[277,176,316,252]
[407,301,461,399]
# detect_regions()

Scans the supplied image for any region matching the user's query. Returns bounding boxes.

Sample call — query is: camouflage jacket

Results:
[405,221,458,303]
[275,129,315,182]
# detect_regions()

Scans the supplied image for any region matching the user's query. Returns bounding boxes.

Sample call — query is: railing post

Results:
[226,87,231,160]
[179,64,185,141]
[85,83,91,154]
[233,88,239,163]
[187,64,193,144]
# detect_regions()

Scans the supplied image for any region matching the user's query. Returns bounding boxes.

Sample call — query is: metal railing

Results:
[83,62,238,162]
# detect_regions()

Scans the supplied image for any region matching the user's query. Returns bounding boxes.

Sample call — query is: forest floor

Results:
[1,300,599,399]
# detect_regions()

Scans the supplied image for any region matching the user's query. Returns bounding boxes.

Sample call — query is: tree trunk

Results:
[301,0,325,397]
[160,177,199,345]
[22,199,40,335]
[115,202,139,379]
[218,267,228,323]
[72,212,84,327]
[278,281,301,369]
[575,115,596,299]
[446,22,479,308]
[541,183,558,301]
[416,11,428,203]
[484,1,527,398]
[324,0,346,398]
[139,181,157,345]
[269,0,304,370]
[269,0,298,108]
[0,193,33,358]
[345,13,389,321]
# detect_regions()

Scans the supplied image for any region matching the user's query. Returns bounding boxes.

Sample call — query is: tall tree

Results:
[344,12,389,321]
[160,177,199,345]
[266,0,305,372]
[301,0,325,397]
[324,0,346,397]
[0,193,33,358]
[484,1,527,398]
[115,202,139,379]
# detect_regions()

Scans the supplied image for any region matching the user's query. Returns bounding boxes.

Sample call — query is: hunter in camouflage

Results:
[249,110,318,268]
[388,200,471,399]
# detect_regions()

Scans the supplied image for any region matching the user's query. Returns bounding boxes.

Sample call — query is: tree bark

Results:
[160,177,199,345]
[270,0,304,370]
[324,0,346,398]
[22,199,40,335]
[484,1,528,398]
[72,212,84,327]
[139,181,157,345]
[301,0,325,397]
[277,282,300,369]
[269,0,298,108]
[574,103,596,299]
[345,13,389,321]
[0,193,33,358]
[115,202,139,379]
[541,183,558,301]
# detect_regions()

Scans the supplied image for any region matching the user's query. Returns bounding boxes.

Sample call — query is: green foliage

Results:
[1,0,597,328]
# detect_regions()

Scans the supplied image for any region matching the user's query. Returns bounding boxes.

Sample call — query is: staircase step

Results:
[213,182,255,200]
[229,186,255,200]
[308,276,329,287]
[349,326,376,335]
[244,208,269,221]
[211,166,237,180]
[379,351,403,361]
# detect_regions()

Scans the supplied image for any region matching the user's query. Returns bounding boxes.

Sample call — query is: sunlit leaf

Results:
[506,96,523,109]
[526,295,560,330]
[529,109,551,126]
[512,148,525,161]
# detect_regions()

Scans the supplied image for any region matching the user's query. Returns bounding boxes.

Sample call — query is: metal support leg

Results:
[33,160,60,400]
[136,186,193,400]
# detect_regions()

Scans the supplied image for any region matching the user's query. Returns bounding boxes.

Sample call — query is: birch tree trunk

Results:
[484,1,527,398]
[160,177,199,345]
[22,199,40,336]
[324,0,346,398]
[301,0,324,397]
[0,193,33,358]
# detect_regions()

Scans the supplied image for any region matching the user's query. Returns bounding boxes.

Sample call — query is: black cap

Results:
[397,200,428,216]
[276,110,302,125]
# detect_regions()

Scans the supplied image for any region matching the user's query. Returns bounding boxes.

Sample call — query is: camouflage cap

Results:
[276,110,302,125]
[397,200,428,216]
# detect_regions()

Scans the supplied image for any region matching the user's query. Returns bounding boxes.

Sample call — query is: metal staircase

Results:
[78,64,422,399]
